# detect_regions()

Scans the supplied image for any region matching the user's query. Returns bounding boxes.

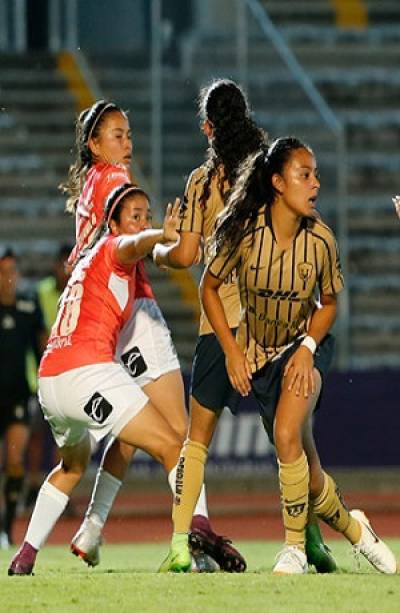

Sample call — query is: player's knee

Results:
[274,424,301,457]
[172,422,188,444]
[155,433,182,467]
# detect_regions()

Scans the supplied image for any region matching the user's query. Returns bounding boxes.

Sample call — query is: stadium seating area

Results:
[1,0,400,368]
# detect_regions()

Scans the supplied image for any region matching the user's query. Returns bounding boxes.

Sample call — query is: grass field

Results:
[1,540,400,612]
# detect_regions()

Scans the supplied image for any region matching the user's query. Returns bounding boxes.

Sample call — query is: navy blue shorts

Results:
[252,334,335,443]
[190,331,241,415]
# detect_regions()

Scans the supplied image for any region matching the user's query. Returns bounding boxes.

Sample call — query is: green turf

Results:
[1,540,400,612]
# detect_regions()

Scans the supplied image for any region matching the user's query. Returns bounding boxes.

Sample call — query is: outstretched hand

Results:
[162,198,180,243]
[392,195,400,219]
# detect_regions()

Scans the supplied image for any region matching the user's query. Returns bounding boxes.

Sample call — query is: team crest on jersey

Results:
[84,393,113,424]
[297,262,313,282]
[121,346,148,378]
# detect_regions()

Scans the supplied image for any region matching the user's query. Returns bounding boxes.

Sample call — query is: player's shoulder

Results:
[95,162,130,185]
[308,216,337,242]
[186,164,207,188]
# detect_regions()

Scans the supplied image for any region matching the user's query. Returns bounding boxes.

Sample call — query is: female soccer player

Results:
[154,81,336,573]
[163,136,397,575]
[8,186,182,575]
[61,100,230,571]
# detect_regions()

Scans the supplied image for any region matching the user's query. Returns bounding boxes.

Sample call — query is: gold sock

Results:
[307,500,319,527]
[278,452,309,550]
[172,440,208,534]
[313,472,361,544]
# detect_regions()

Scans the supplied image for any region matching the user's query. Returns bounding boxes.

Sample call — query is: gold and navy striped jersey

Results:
[180,164,240,335]
[208,206,344,373]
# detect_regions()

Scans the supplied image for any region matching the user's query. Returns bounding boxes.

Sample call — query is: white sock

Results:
[25,480,69,550]
[167,465,209,519]
[86,469,122,526]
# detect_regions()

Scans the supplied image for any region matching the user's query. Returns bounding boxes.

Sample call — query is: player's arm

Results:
[117,200,180,266]
[153,231,201,269]
[200,269,252,397]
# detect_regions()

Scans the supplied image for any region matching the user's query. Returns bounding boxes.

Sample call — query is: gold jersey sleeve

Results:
[180,165,241,335]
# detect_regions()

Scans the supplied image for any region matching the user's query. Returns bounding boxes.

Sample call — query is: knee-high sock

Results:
[168,464,208,519]
[86,469,122,526]
[4,475,24,540]
[278,452,309,550]
[172,440,208,534]
[25,480,69,550]
[313,471,361,544]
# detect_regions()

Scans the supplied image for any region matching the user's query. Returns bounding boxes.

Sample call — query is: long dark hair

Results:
[198,79,267,204]
[60,100,127,214]
[214,136,312,251]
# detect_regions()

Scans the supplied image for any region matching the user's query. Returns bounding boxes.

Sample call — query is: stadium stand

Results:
[1,0,400,369]
[0,53,198,369]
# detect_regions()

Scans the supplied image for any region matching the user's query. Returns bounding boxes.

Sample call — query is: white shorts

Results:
[38,363,148,448]
[116,297,180,387]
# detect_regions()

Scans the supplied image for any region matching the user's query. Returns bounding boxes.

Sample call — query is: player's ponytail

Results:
[198,79,267,205]
[213,137,310,252]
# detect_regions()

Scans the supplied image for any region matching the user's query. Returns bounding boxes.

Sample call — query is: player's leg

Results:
[71,301,181,562]
[3,421,29,545]
[9,434,91,575]
[70,436,135,565]
[271,370,321,575]
[301,418,337,572]
[144,371,213,530]
[305,424,397,573]
[160,397,217,572]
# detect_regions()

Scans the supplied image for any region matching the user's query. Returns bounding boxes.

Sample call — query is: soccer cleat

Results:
[70,516,102,568]
[8,542,37,576]
[190,543,220,572]
[159,533,192,573]
[350,509,397,574]
[189,515,246,573]
[273,545,308,575]
[305,524,337,573]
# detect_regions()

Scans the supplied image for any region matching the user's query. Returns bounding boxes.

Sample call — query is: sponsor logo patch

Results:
[84,393,113,424]
[121,346,148,378]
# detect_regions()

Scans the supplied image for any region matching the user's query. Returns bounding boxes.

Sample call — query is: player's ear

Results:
[109,219,118,235]
[272,172,284,195]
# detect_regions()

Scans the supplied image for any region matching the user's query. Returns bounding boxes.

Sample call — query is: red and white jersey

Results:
[40,235,136,377]
[68,162,129,266]
[68,162,155,300]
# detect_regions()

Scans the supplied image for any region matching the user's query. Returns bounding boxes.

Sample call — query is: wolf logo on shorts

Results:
[84,393,113,424]
[121,346,148,378]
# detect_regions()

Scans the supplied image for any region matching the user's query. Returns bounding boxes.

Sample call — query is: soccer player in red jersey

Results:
[8,186,184,576]
[60,100,224,571]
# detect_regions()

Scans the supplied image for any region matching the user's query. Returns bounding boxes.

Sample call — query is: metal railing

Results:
[241,0,350,368]
[0,0,78,52]
[0,0,27,51]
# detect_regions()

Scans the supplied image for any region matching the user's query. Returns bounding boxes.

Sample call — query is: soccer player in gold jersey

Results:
[192,137,396,575]
[156,82,338,573]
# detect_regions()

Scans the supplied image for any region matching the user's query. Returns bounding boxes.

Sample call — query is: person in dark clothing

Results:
[0,247,47,547]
